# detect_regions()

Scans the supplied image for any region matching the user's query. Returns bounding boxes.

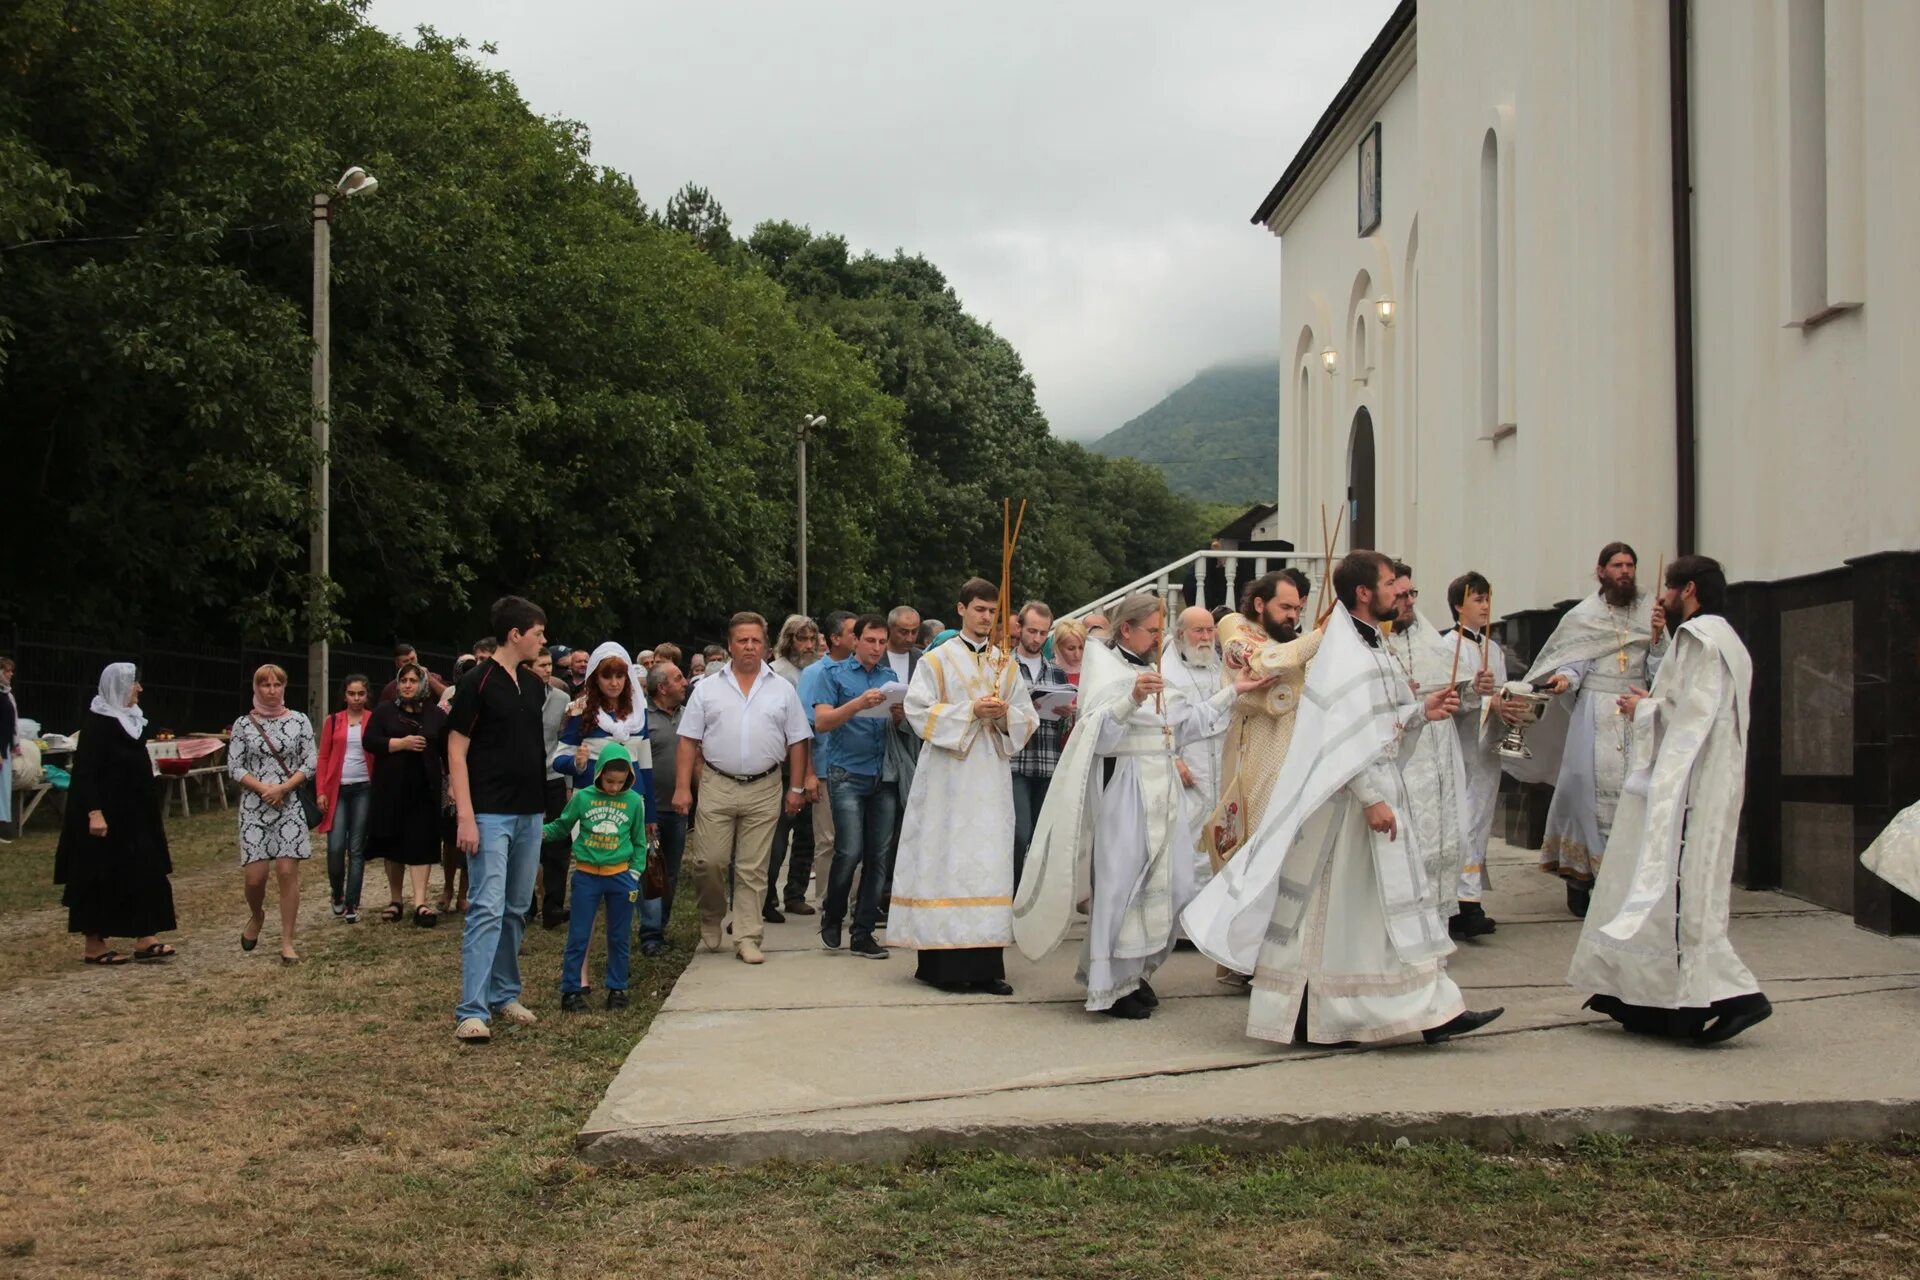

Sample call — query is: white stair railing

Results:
[1065,550,1332,621]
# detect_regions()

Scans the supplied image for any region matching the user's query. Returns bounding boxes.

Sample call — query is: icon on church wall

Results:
[1357,120,1382,237]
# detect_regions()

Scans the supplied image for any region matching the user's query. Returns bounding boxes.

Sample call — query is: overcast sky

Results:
[370,0,1395,441]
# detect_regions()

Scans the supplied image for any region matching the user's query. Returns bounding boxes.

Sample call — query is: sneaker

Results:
[560,991,589,1013]
[819,922,843,951]
[735,940,765,965]
[331,900,345,918]
[700,923,723,952]
[494,1000,538,1025]
[640,940,667,958]
[342,907,359,925]
[849,938,889,960]
[455,1017,492,1044]
[784,900,817,916]
[606,989,630,1011]
[762,904,786,924]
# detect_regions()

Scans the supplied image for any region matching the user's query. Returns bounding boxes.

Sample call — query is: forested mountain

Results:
[1089,361,1279,503]
[0,0,1211,645]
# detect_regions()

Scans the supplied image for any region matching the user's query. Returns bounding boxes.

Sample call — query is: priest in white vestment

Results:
[1862,803,1920,905]
[1161,606,1228,890]
[1439,571,1509,939]
[1183,552,1505,1048]
[1013,593,1251,1018]
[1383,562,1473,942]
[890,577,1038,995]
[1512,542,1668,918]
[1206,570,1323,992]
[1567,555,1771,1043]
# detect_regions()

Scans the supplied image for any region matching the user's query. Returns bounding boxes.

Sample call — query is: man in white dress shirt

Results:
[670,612,814,965]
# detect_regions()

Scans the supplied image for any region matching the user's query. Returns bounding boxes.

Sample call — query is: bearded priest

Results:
[1160,606,1229,890]
[1568,555,1770,1043]
[889,577,1038,996]
[1513,542,1669,918]
[1183,551,1505,1049]
[1013,592,1264,1019]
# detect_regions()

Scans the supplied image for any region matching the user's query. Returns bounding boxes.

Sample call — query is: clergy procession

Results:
[760,536,1780,1053]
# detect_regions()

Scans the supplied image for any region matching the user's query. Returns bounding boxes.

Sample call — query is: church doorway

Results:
[1348,408,1376,552]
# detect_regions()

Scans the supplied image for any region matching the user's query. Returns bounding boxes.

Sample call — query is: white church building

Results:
[1256,0,1919,933]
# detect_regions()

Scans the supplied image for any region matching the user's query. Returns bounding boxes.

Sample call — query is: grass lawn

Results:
[2,807,1917,1278]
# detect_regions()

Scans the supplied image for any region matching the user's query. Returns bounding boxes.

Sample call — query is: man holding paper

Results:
[811,615,909,960]
[1010,600,1072,889]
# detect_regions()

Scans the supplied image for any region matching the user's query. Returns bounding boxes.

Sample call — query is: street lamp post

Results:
[308,166,378,723]
[796,413,826,616]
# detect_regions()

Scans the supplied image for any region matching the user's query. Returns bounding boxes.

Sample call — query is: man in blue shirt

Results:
[811,615,905,960]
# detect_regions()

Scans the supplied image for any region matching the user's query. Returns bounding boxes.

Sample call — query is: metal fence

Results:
[0,627,461,736]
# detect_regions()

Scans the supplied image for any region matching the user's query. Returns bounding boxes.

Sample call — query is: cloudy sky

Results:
[370,0,1395,441]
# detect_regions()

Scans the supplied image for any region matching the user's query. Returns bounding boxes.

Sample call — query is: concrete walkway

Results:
[579,840,1920,1164]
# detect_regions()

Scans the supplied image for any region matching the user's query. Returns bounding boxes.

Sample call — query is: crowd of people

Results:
[29,540,1920,1052]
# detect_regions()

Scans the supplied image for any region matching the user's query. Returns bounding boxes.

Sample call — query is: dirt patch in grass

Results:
[1,814,1917,1277]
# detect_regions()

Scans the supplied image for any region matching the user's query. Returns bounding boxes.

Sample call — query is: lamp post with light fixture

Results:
[796,413,826,617]
[309,165,379,722]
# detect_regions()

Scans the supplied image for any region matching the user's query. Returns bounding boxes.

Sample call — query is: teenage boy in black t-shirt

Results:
[448,596,550,1044]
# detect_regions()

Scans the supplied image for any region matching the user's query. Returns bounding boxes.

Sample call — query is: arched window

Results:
[1354,313,1370,381]
[1349,408,1376,552]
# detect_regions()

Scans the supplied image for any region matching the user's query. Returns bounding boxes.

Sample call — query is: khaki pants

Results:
[810,792,835,901]
[688,770,783,946]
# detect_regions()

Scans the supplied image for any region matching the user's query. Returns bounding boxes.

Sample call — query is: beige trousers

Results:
[688,770,783,945]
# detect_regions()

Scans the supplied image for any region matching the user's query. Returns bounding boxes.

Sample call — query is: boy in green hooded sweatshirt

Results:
[543,740,647,1011]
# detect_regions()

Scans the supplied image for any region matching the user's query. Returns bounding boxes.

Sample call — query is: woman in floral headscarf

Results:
[54,663,177,965]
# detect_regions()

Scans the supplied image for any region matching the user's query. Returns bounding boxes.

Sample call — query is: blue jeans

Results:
[1010,772,1051,891]
[325,781,371,909]
[822,768,899,947]
[562,867,638,993]
[456,812,542,1023]
[638,811,689,946]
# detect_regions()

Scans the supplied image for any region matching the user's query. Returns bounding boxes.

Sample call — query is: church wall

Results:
[1689,0,1920,578]
[1271,52,1419,561]
[1411,0,1677,616]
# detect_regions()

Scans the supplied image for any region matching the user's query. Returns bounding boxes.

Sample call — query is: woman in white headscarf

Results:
[54,663,177,964]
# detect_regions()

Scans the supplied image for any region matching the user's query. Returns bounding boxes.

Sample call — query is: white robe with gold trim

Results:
[888,638,1038,950]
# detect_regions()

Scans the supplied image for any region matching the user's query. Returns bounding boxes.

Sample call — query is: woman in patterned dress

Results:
[229,664,317,963]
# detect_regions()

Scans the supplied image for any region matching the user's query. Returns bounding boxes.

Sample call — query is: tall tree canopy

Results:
[0,0,1214,647]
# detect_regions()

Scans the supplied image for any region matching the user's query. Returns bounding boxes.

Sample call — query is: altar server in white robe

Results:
[1513,542,1668,919]
[1440,571,1509,939]
[1383,562,1474,943]
[1161,606,1228,889]
[1014,593,1256,1018]
[1568,555,1771,1043]
[1182,551,1505,1048]
[890,577,1038,995]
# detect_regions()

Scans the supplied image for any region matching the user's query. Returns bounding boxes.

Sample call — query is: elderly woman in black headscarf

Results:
[54,663,177,965]
[364,661,450,926]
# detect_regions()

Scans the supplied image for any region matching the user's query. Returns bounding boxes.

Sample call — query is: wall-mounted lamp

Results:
[1320,347,1339,375]
[1374,297,1395,327]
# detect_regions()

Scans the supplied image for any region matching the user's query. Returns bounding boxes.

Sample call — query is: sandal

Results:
[413,905,439,928]
[84,950,131,966]
[132,943,177,962]
[380,901,404,924]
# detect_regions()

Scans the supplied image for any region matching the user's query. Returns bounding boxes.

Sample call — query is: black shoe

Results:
[606,989,630,1011]
[1449,901,1497,939]
[1692,993,1772,1044]
[1423,1007,1505,1044]
[639,940,666,958]
[819,923,843,951]
[763,905,786,924]
[849,938,889,960]
[974,979,1015,996]
[916,975,972,994]
[1566,879,1592,918]
[542,907,568,929]
[561,991,589,1013]
[1133,979,1160,1009]
[1103,992,1152,1020]
[784,899,817,916]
